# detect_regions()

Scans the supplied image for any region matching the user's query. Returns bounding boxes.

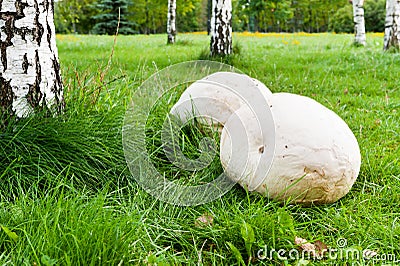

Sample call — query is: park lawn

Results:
[0,32,399,265]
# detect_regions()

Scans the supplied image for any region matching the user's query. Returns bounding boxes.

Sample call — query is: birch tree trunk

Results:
[167,0,176,44]
[384,0,400,50]
[210,0,232,56]
[0,0,64,120]
[352,0,366,46]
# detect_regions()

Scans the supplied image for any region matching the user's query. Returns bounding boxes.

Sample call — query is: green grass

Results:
[0,32,399,265]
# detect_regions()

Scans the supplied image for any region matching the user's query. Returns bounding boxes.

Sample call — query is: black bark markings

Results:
[33,0,44,45]
[22,53,28,74]
[15,0,28,19]
[46,12,52,52]
[0,75,15,116]
[210,0,232,55]
[0,15,14,70]
[1,0,63,116]
[51,55,64,112]
[384,11,400,49]
[0,0,29,70]
[27,49,44,109]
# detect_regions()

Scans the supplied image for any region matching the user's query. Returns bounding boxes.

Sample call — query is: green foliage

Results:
[54,0,386,34]
[240,221,255,258]
[226,242,246,266]
[0,225,18,242]
[54,0,98,34]
[235,0,294,32]
[364,0,386,32]
[329,4,353,33]
[92,0,136,35]
[330,0,386,33]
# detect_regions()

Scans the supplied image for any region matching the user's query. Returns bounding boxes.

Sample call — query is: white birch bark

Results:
[167,0,176,44]
[352,0,366,46]
[0,0,64,119]
[210,0,232,56]
[384,0,400,50]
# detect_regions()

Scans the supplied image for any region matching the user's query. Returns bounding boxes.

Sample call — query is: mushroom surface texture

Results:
[220,92,361,205]
[170,72,272,132]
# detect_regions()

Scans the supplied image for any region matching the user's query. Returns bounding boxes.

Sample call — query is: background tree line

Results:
[55,0,386,35]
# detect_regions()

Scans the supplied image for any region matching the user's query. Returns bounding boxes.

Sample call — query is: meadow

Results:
[0,32,399,265]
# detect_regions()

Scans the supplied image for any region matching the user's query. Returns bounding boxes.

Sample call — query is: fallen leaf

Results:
[294,237,316,257]
[195,213,213,227]
[344,88,349,95]
[314,240,328,256]
[363,249,378,260]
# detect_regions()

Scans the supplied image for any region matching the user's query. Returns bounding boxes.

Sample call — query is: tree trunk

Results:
[210,0,232,56]
[352,0,366,46]
[0,0,64,120]
[384,0,400,50]
[167,0,176,44]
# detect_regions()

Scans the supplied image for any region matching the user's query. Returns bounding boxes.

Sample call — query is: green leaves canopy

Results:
[54,0,386,34]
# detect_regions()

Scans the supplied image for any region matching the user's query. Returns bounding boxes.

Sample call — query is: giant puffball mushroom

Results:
[220,92,361,205]
[170,72,272,132]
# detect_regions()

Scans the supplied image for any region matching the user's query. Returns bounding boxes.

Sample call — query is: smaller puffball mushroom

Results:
[220,92,361,205]
[170,72,272,132]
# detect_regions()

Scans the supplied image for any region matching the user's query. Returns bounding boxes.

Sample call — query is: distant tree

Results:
[92,0,135,35]
[0,0,64,123]
[54,0,97,34]
[235,0,293,32]
[352,0,366,45]
[329,4,354,33]
[364,0,386,32]
[176,0,199,32]
[167,0,177,43]
[383,0,400,50]
[330,0,385,33]
[210,0,233,55]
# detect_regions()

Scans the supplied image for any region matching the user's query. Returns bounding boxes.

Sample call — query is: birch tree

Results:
[167,0,176,44]
[0,0,64,120]
[352,0,366,46]
[383,0,400,50]
[210,0,232,55]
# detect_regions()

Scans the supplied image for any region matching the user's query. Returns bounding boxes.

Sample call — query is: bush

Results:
[329,5,353,33]
[365,0,386,32]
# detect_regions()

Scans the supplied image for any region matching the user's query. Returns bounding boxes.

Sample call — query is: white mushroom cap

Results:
[170,72,272,132]
[220,92,361,205]
[220,104,275,191]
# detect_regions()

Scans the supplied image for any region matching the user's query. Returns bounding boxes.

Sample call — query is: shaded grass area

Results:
[0,33,399,265]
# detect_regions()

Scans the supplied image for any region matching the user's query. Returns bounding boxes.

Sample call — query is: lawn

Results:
[0,32,399,265]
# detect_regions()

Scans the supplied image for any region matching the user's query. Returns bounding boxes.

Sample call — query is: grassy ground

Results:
[0,32,399,265]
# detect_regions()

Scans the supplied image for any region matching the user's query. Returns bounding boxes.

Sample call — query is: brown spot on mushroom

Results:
[258,146,264,154]
[304,167,325,177]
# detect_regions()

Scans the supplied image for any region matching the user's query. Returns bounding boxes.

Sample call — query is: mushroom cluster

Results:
[170,72,361,205]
